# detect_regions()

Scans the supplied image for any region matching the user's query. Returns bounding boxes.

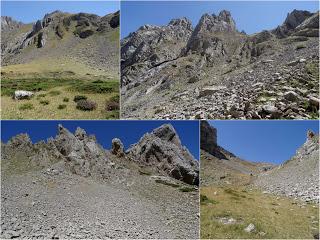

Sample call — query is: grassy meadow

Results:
[200,186,319,239]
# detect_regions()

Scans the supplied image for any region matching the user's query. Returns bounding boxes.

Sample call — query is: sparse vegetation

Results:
[63,97,69,102]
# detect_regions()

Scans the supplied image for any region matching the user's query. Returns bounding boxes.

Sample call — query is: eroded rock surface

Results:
[121,10,319,120]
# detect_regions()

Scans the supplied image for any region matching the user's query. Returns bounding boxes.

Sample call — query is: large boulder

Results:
[127,124,199,185]
[13,90,34,100]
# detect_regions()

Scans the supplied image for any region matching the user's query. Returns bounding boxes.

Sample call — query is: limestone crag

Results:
[127,124,199,185]
[2,124,198,185]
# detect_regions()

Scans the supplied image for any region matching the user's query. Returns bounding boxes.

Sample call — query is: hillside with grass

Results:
[1,10,120,119]
[200,121,319,239]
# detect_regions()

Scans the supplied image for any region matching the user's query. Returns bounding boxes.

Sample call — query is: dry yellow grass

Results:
[1,86,118,119]
[201,186,319,239]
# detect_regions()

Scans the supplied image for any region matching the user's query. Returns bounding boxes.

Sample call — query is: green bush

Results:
[57,104,67,110]
[39,100,50,105]
[19,103,34,110]
[73,95,87,102]
[76,99,97,111]
[63,97,69,102]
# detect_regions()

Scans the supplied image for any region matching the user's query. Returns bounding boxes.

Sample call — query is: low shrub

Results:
[105,100,119,111]
[76,99,97,111]
[73,95,87,102]
[39,100,50,105]
[19,103,34,110]
[57,104,67,110]
[63,97,69,102]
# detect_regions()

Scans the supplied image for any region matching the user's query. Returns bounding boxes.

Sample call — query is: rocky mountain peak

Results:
[7,133,32,147]
[196,10,236,33]
[152,124,182,146]
[284,9,313,29]
[168,17,193,31]
[1,16,22,31]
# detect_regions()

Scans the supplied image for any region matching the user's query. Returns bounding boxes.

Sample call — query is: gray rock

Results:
[284,91,300,102]
[13,90,34,100]
[244,223,255,233]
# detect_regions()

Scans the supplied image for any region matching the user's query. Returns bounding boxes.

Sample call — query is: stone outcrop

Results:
[111,138,125,157]
[121,17,193,86]
[127,124,199,185]
[2,124,199,185]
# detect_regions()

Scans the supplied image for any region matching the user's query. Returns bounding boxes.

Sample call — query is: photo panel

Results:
[1,120,200,239]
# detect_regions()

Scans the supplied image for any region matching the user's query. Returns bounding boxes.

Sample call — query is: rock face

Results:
[255,130,319,202]
[121,17,193,86]
[2,124,198,185]
[127,124,199,185]
[200,121,235,160]
[1,16,22,31]
[121,9,319,120]
[200,121,217,154]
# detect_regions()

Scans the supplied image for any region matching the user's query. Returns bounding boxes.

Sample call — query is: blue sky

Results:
[1,1,119,23]
[121,1,319,38]
[209,120,319,164]
[1,120,200,160]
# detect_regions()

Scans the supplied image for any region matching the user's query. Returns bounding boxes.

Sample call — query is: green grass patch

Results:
[48,90,61,96]
[70,80,119,94]
[105,110,119,119]
[19,103,34,110]
[200,194,219,205]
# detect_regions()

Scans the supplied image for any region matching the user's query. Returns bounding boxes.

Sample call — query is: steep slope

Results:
[121,10,319,120]
[1,10,120,77]
[1,124,199,239]
[255,131,319,202]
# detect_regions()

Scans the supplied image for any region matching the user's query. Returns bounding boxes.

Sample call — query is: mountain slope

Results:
[121,9,319,120]
[254,131,319,202]
[1,11,120,77]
